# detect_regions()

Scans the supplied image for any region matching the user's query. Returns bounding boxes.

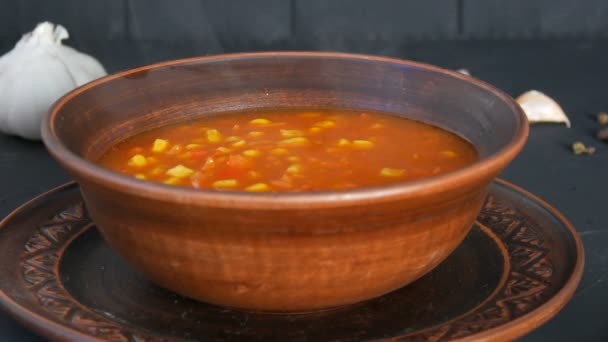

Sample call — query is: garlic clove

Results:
[516,90,571,128]
[0,22,107,140]
[457,68,470,76]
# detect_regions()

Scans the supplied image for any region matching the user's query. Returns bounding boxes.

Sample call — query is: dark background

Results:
[1,1,607,341]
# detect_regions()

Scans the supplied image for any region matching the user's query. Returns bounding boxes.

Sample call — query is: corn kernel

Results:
[213,179,238,188]
[270,148,288,155]
[315,120,336,128]
[370,123,384,129]
[287,156,300,162]
[286,164,302,174]
[242,149,261,158]
[249,118,272,125]
[279,137,310,147]
[216,146,233,154]
[245,183,270,192]
[128,154,147,167]
[352,140,375,150]
[440,150,457,158]
[280,129,305,138]
[163,177,181,185]
[337,138,351,147]
[152,139,169,153]
[186,144,203,150]
[309,127,322,134]
[225,136,241,143]
[166,165,194,178]
[134,174,146,180]
[248,131,264,138]
[206,129,222,143]
[231,139,246,148]
[380,168,405,177]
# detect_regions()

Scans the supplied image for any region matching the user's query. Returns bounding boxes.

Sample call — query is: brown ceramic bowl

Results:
[42,52,528,311]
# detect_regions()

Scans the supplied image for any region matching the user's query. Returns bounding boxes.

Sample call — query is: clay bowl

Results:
[42,52,528,311]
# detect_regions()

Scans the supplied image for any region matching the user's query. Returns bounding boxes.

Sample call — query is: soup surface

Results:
[98,110,478,192]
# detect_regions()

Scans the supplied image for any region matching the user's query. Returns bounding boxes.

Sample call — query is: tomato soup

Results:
[98,110,478,192]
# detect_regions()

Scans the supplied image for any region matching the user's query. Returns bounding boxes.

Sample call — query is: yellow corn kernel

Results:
[206,129,222,143]
[213,179,238,188]
[287,156,300,162]
[146,156,158,164]
[440,150,457,158]
[380,167,405,177]
[299,112,322,118]
[242,149,261,158]
[231,139,246,148]
[216,146,233,154]
[128,154,147,167]
[166,165,194,178]
[248,170,262,179]
[270,148,288,155]
[163,177,181,185]
[286,164,302,174]
[245,183,270,192]
[280,129,305,138]
[309,127,322,134]
[315,120,336,128]
[279,137,310,147]
[151,167,165,175]
[134,174,146,180]
[352,140,375,150]
[225,136,241,143]
[249,118,272,126]
[370,123,384,129]
[186,144,203,150]
[152,139,169,153]
[247,131,264,138]
[337,138,351,147]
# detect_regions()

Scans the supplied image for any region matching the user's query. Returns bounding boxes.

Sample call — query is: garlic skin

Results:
[0,22,107,140]
[516,90,571,128]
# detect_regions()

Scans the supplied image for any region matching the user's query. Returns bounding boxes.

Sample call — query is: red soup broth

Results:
[98,110,478,192]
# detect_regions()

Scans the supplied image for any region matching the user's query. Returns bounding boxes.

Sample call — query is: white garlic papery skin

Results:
[0,22,107,140]
[516,90,571,128]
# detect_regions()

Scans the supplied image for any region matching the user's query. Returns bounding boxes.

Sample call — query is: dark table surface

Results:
[1,39,607,341]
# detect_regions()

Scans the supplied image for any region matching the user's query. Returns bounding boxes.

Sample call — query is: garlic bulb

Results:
[0,22,107,140]
[516,90,571,127]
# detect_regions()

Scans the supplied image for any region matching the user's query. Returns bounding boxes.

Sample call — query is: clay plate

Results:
[0,180,583,341]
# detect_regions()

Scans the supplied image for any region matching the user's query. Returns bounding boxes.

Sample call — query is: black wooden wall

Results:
[2,0,608,67]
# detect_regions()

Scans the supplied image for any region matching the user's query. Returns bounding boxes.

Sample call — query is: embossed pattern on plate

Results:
[0,180,583,341]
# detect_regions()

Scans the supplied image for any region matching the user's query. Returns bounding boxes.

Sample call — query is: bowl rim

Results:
[42,51,529,209]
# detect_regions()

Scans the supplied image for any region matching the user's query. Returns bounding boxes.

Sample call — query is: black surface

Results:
[1,38,607,340]
[4,0,608,42]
